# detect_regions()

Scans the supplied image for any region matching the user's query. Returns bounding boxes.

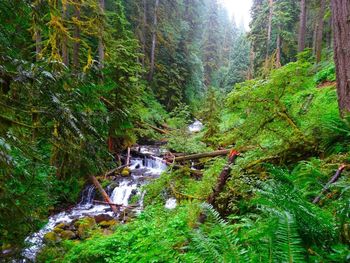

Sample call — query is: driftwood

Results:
[93,200,137,208]
[90,176,118,214]
[313,164,346,204]
[136,122,168,134]
[207,150,240,206]
[126,147,131,166]
[172,149,232,162]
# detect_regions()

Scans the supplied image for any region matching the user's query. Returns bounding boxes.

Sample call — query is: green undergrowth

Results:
[39,57,350,262]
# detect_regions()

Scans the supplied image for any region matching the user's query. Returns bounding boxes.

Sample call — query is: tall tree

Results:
[315,0,326,63]
[148,0,159,81]
[72,0,81,71]
[266,0,274,59]
[331,0,350,114]
[298,0,307,52]
[98,0,105,69]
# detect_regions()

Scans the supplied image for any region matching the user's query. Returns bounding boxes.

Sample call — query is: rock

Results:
[121,167,131,177]
[77,217,96,239]
[98,219,118,228]
[53,226,64,234]
[60,230,76,240]
[94,214,114,224]
[43,232,61,244]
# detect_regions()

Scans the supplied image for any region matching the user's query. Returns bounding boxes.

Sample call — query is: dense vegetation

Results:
[1,0,349,262]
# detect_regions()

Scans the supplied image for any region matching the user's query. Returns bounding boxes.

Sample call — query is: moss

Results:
[98,220,118,229]
[77,217,96,239]
[43,232,61,245]
[121,167,131,177]
[60,230,76,240]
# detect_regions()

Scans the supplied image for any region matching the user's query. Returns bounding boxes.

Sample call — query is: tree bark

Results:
[73,1,81,71]
[207,150,239,206]
[298,0,307,52]
[266,0,274,60]
[148,0,159,81]
[315,0,326,63]
[276,31,282,68]
[313,165,346,204]
[61,2,69,66]
[331,0,350,114]
[90,176,118,213]
[98,0,105,69]
[141,0,147,69]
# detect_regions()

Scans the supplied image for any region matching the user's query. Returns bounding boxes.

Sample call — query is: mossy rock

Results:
[98,219,118,228]
[43,232,61,244]
[55,222,68,229]
[77,217,96,239]
[121,167,131,177]
[60,230,76,240]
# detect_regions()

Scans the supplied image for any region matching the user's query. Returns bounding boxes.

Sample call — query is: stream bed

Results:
[21,146,167,262]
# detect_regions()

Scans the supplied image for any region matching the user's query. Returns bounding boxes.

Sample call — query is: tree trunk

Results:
[331,0,350,114]
[98,0,105,69]
[207,151,239,206]
[172,149,232,162]
[326,16,333,49]
[34,30,42,61]
[90,176,118,213]
[298,0,307,52]
[61,2,69,66]
[266,0,274,60]
[141,0,147,69]
[148,0,159,82]
[276,32,282,68]
[315,0,326,63]
[73,1,81,71]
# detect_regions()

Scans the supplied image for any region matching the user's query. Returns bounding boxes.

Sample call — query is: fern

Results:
[275,211,305,263]
[189,203,249,263]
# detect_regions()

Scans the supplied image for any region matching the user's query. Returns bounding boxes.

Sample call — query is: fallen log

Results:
[90,176,118,214]
[207,150,240,206]
[136,122,168,134]
[126,147,131,166]
[93,200,137,208]
[172,149,231,162]
[313,164,346,204]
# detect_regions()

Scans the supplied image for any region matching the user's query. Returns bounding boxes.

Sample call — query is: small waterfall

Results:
[144,156,167,174]
[79,185,95,206]
[110,181,138,206]
[188,120,203,133]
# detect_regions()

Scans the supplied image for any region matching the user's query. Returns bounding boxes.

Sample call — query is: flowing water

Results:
[188,119,203,133]
[21,147,167,262]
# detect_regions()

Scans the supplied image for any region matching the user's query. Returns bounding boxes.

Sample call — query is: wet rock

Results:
[60,230,77,240]
[53,226,64,234]
[55,222,68,229]
[43,232,61,244]
[94,214,114,224]
[98,219,118,228]
[121,167,131,177]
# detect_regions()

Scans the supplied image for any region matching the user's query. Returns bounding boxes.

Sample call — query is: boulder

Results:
[98,219,118,228]
[43,232,61,244]
[94,214,114,224]
[60,230,77,240]
[121,167,131,177]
